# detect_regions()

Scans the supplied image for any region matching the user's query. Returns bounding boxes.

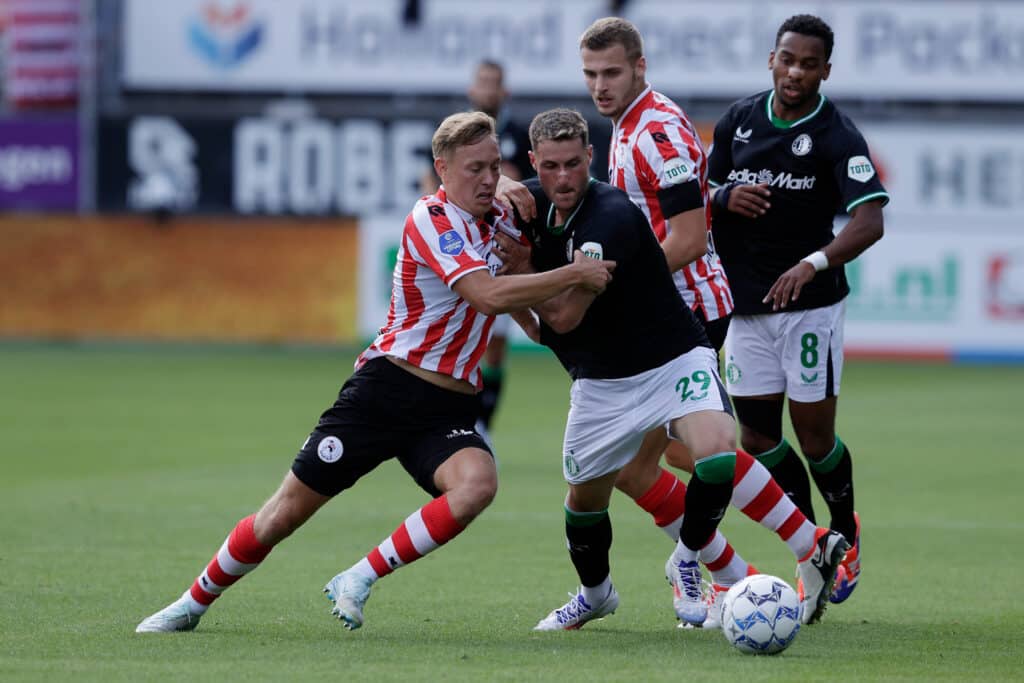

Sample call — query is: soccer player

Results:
[135,111,614,634]
[576,16,742,625]
[465,60,535,440]
[707,14,888,604]
[502,108,847,630]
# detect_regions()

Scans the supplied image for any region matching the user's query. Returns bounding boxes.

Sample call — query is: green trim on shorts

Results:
[754,439,793,469]
[565,506,609,528]
[808,435,846,473]
[694,451,737,484]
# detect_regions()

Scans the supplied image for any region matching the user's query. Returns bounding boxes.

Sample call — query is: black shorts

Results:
[291,357,492,498]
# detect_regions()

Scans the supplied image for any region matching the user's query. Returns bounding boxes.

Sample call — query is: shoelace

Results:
[674,562,702,601]
[556,593,592,623]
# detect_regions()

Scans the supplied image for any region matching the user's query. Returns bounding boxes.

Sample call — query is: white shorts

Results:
[723,300,845,402]
[561,346,730,484]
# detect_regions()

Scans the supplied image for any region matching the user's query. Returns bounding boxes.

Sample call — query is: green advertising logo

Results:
[847,255,957,321]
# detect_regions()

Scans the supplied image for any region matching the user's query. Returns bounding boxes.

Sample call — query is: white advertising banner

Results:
[844,224,1024,357]
[123,0,1024,101]
[859,123,1024,226]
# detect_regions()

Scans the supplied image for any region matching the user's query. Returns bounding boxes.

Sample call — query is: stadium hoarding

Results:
[97,114,434,215]
[858,123,1024,224]
[357,212,1024,360]
[0,215,359,344]
[0,116,78,210]
[121,0,1024,101]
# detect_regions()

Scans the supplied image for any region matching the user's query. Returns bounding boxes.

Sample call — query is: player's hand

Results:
[496,175,536,222]
[492,232,532,275]
[573,249,616,293]
[728,183,771,218]
[763,261,816,311]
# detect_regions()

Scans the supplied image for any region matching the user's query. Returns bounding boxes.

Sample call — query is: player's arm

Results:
[529,267,600,334]
[662,207,710,272]
[707,108,771,218]
[762,200,884,311]
[452,250,614,316]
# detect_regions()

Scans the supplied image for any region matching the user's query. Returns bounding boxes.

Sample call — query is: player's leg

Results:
[726,313,817,522]
[784,301,859,603]
[615,429,756,626]
[536,376,642,631]
[325,365,497,629]
[535,473,621,631]
[135,470,330,633]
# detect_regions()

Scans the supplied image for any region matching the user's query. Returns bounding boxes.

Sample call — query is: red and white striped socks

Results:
[732,450,817,559]
[185,514,273,615]
[635,468,752,586]
[350,494,465,582]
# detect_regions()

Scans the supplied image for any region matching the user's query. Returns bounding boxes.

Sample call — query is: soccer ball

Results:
[721,574,802,655]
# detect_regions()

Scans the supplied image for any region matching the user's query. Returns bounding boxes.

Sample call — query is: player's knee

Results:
[795,430,835,460]
[454,466,499,518]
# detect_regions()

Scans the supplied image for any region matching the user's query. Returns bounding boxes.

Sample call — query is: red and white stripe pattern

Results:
[359,495,465,579]
[731,451,817,559]
[609,86,733,321]
[357,188,522,389]
[187,514,272,613]
[3,0,80,109]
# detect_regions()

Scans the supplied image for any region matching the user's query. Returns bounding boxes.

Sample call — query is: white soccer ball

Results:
[721,573,802,655]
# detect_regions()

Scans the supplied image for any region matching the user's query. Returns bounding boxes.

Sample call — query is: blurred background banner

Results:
[0,215,359,343]
[120,0,1024,101]
[0,115,78,209]
[0,0,1020,358]
[96,114,433,215]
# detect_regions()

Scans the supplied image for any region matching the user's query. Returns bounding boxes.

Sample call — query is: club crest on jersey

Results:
[791,134,813,156]
[847,156,876,183]
[734,126,753,143]
[438,230,465,256]
[662,157,694,186]
[579,241,604,260]
[317,436,343,463]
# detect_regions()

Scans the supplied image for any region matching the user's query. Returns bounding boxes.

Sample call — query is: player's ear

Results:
[434,156,446,181]
[528,150,537,171]
[822,62,831,81]
[635,55,647,78]
[768,50,776,70]
[586,145,593,164]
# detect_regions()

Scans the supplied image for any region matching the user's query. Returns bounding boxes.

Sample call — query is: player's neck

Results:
[769,90,823,125]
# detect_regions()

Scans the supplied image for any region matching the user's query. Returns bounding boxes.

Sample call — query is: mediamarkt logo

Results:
[727,168,816,190]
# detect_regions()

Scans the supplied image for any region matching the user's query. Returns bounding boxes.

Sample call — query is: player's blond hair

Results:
[432,111,497,161]
[579,17,644,63]
[529,108,589,149]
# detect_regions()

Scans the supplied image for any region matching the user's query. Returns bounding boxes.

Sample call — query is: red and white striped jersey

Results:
[357,187,522,388]
[608,85,733,321]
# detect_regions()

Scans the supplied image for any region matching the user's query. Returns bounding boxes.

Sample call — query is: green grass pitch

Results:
[1,344,1022,681]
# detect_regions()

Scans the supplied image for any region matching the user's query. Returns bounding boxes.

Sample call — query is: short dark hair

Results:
[776,14,834,60]
[529,108,589,150]
[579,17,644,63]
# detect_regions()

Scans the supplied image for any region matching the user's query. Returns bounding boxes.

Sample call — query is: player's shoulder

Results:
[822,98,866,139]
[722,90,769,123]
[588,181,648,223]
[413,193,455,226]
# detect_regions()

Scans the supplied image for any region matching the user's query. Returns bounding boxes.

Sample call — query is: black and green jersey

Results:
[519,178,710,380]
[708,90,889,315]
